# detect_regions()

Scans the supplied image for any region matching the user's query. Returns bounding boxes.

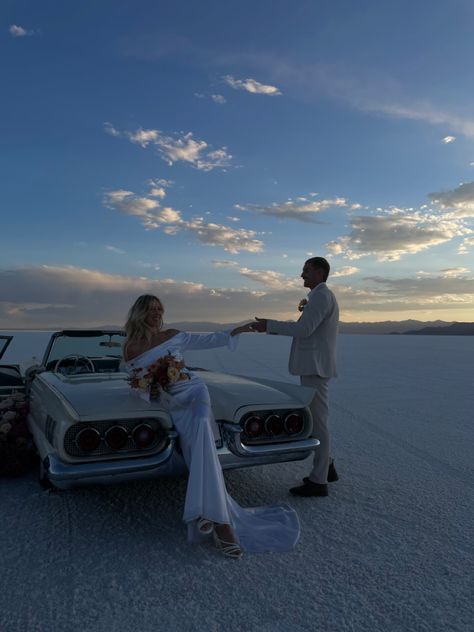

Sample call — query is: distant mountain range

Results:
[4,320,473,335]
[339,319,474,335]
[404,322,474,336]
[171,319,474,335]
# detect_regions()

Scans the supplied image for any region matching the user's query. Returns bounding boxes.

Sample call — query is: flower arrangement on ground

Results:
[0,392,37,476]
[127,352,190,400]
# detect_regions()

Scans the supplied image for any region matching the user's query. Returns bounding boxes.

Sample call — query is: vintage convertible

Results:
[0,330,319,489]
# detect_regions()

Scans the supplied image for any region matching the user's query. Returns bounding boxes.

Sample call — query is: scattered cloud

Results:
[362,275,474,304]
[212,260,239,268]
[104,189,182,228]
[226,216,240,222]
[105,245,126,255]
[238,267,300,290]
[248,58,474,139]
[194,93,226,104]
[235,196,351,223]
[185,218,263,253]
[104,123,232,171]
[458,236,474,254]
[223,75,282,96]
[428,181,474,218]
[331,266,359,278]
[104,186,263,253]
[442,136,456,144]
[9,24,33,37]
[136,261,161,271]
[326,209,470,261]
[440,267,469,278]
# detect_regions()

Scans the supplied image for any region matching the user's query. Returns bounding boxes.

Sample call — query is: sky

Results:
[1,0,474,328]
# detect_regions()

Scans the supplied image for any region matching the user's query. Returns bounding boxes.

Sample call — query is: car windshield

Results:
[43,330,126,366]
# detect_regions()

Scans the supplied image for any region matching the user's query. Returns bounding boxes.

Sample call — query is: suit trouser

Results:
[300,375,330,484]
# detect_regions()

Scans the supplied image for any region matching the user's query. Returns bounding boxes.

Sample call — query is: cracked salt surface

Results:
[0,333,473,632]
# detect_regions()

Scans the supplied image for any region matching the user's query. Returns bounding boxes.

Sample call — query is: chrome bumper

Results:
[44,432,179,489]
[218,421,320,469]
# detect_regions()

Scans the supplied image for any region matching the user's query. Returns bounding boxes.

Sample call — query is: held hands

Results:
[230,318,267,335]
[230,323,257,336]
[251,317,267,332]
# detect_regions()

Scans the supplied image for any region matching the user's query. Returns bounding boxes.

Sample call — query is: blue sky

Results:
[1,0,474,327]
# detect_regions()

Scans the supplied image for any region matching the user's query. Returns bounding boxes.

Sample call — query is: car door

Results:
[0,335,25,398]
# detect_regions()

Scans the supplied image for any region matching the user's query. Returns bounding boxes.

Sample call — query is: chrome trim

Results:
[220,421,319,457]
[44,431,178,484]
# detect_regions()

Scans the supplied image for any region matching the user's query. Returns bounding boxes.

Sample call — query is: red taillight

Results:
[284,413,304,435]
[133,424,155,449]
[105,426,128,450]
[244,415,263,438]
[265,414,284,436]
[76,427,101,452]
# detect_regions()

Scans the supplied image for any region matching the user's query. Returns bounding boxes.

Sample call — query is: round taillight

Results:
[244,415,263,438]
[105,426,128,450]
[284,413,304,435]
[133,424,155,449]
[265,414,284,436]
[76,427,101,452]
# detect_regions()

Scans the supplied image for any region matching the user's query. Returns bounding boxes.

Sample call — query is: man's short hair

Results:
[306,256,330,281]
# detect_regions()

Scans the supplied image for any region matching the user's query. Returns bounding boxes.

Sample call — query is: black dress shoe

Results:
[304,461,339,485]
[290,481,328,497]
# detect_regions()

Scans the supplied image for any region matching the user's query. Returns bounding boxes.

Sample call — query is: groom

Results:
[252,257,339,497]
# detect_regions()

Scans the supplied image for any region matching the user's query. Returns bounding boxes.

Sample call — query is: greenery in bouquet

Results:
[128,352,189,399]
[0,393,37,477]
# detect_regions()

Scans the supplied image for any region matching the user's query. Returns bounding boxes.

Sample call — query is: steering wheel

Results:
[53,354,95,375]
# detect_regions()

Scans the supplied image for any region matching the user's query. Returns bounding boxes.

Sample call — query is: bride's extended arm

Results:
[230,322,256,336]
[179,326,251,351]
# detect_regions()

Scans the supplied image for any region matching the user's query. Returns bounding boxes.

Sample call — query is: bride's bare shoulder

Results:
[123,341,145,362]
[124,330,182,361]
[164,328,180,337]
[150,329,181,346]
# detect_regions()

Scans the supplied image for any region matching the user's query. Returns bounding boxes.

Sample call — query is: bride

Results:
[122,294,300,558]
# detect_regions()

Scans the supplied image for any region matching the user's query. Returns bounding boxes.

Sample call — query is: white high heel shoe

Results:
[197,518,214,535]
[213,531,243,559]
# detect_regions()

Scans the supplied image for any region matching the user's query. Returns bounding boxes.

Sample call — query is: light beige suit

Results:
[266,283,339,484]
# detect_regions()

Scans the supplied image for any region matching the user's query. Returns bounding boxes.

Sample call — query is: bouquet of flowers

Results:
[0,392,37,477]
[127,352,190,400]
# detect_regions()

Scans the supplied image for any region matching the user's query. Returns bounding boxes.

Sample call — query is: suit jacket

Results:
[266,283,339,378]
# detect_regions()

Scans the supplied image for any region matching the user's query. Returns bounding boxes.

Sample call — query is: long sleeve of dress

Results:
[179,331,239,352]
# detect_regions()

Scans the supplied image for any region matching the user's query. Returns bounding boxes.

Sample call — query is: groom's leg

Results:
[300,375,330,485]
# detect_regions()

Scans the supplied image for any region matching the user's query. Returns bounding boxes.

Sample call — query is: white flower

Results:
[167,367,180,383]
[0,422,12,435]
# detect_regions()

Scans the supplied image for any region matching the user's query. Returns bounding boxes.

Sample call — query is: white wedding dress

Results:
[123,331,300,553]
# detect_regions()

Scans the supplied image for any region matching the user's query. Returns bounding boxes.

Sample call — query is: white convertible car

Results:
[0,330,319,490]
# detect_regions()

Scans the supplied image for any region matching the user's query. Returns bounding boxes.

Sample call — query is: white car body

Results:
[0,331,319,490]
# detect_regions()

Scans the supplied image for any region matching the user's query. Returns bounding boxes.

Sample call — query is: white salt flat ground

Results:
[0,333,473,632]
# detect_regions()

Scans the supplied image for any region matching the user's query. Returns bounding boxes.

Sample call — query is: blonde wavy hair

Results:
[123,294,163,355]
